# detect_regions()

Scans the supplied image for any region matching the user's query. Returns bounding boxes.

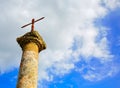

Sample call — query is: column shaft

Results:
[17,42,38,88]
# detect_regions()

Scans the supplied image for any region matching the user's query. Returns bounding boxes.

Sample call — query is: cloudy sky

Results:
[0,0,120,88]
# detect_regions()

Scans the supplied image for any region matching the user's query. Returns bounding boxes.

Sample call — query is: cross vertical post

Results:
[31,19,35,32]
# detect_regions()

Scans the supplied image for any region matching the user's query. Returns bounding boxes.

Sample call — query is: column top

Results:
[17,31,46,52]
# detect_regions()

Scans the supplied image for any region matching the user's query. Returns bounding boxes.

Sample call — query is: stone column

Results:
[16,31,46,88]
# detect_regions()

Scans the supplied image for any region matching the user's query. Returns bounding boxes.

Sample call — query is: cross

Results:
[21,17,45,32]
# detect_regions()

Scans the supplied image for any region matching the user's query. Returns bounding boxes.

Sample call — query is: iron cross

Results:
[21,17,45,32]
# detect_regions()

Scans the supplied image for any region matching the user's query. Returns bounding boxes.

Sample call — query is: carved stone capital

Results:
[17,31,46,52]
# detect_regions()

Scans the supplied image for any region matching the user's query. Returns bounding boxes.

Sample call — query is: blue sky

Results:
[0,0,120,88]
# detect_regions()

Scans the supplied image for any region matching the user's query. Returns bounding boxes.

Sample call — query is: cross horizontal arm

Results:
[21,17,45,28]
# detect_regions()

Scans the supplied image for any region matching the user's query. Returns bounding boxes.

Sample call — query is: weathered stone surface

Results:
[16,31,46,88]
[17,50,38,88]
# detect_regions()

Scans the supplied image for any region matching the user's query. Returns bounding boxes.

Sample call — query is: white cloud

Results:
[103,0,120,9]
[0,0,120,87]
[79,62,119,81]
